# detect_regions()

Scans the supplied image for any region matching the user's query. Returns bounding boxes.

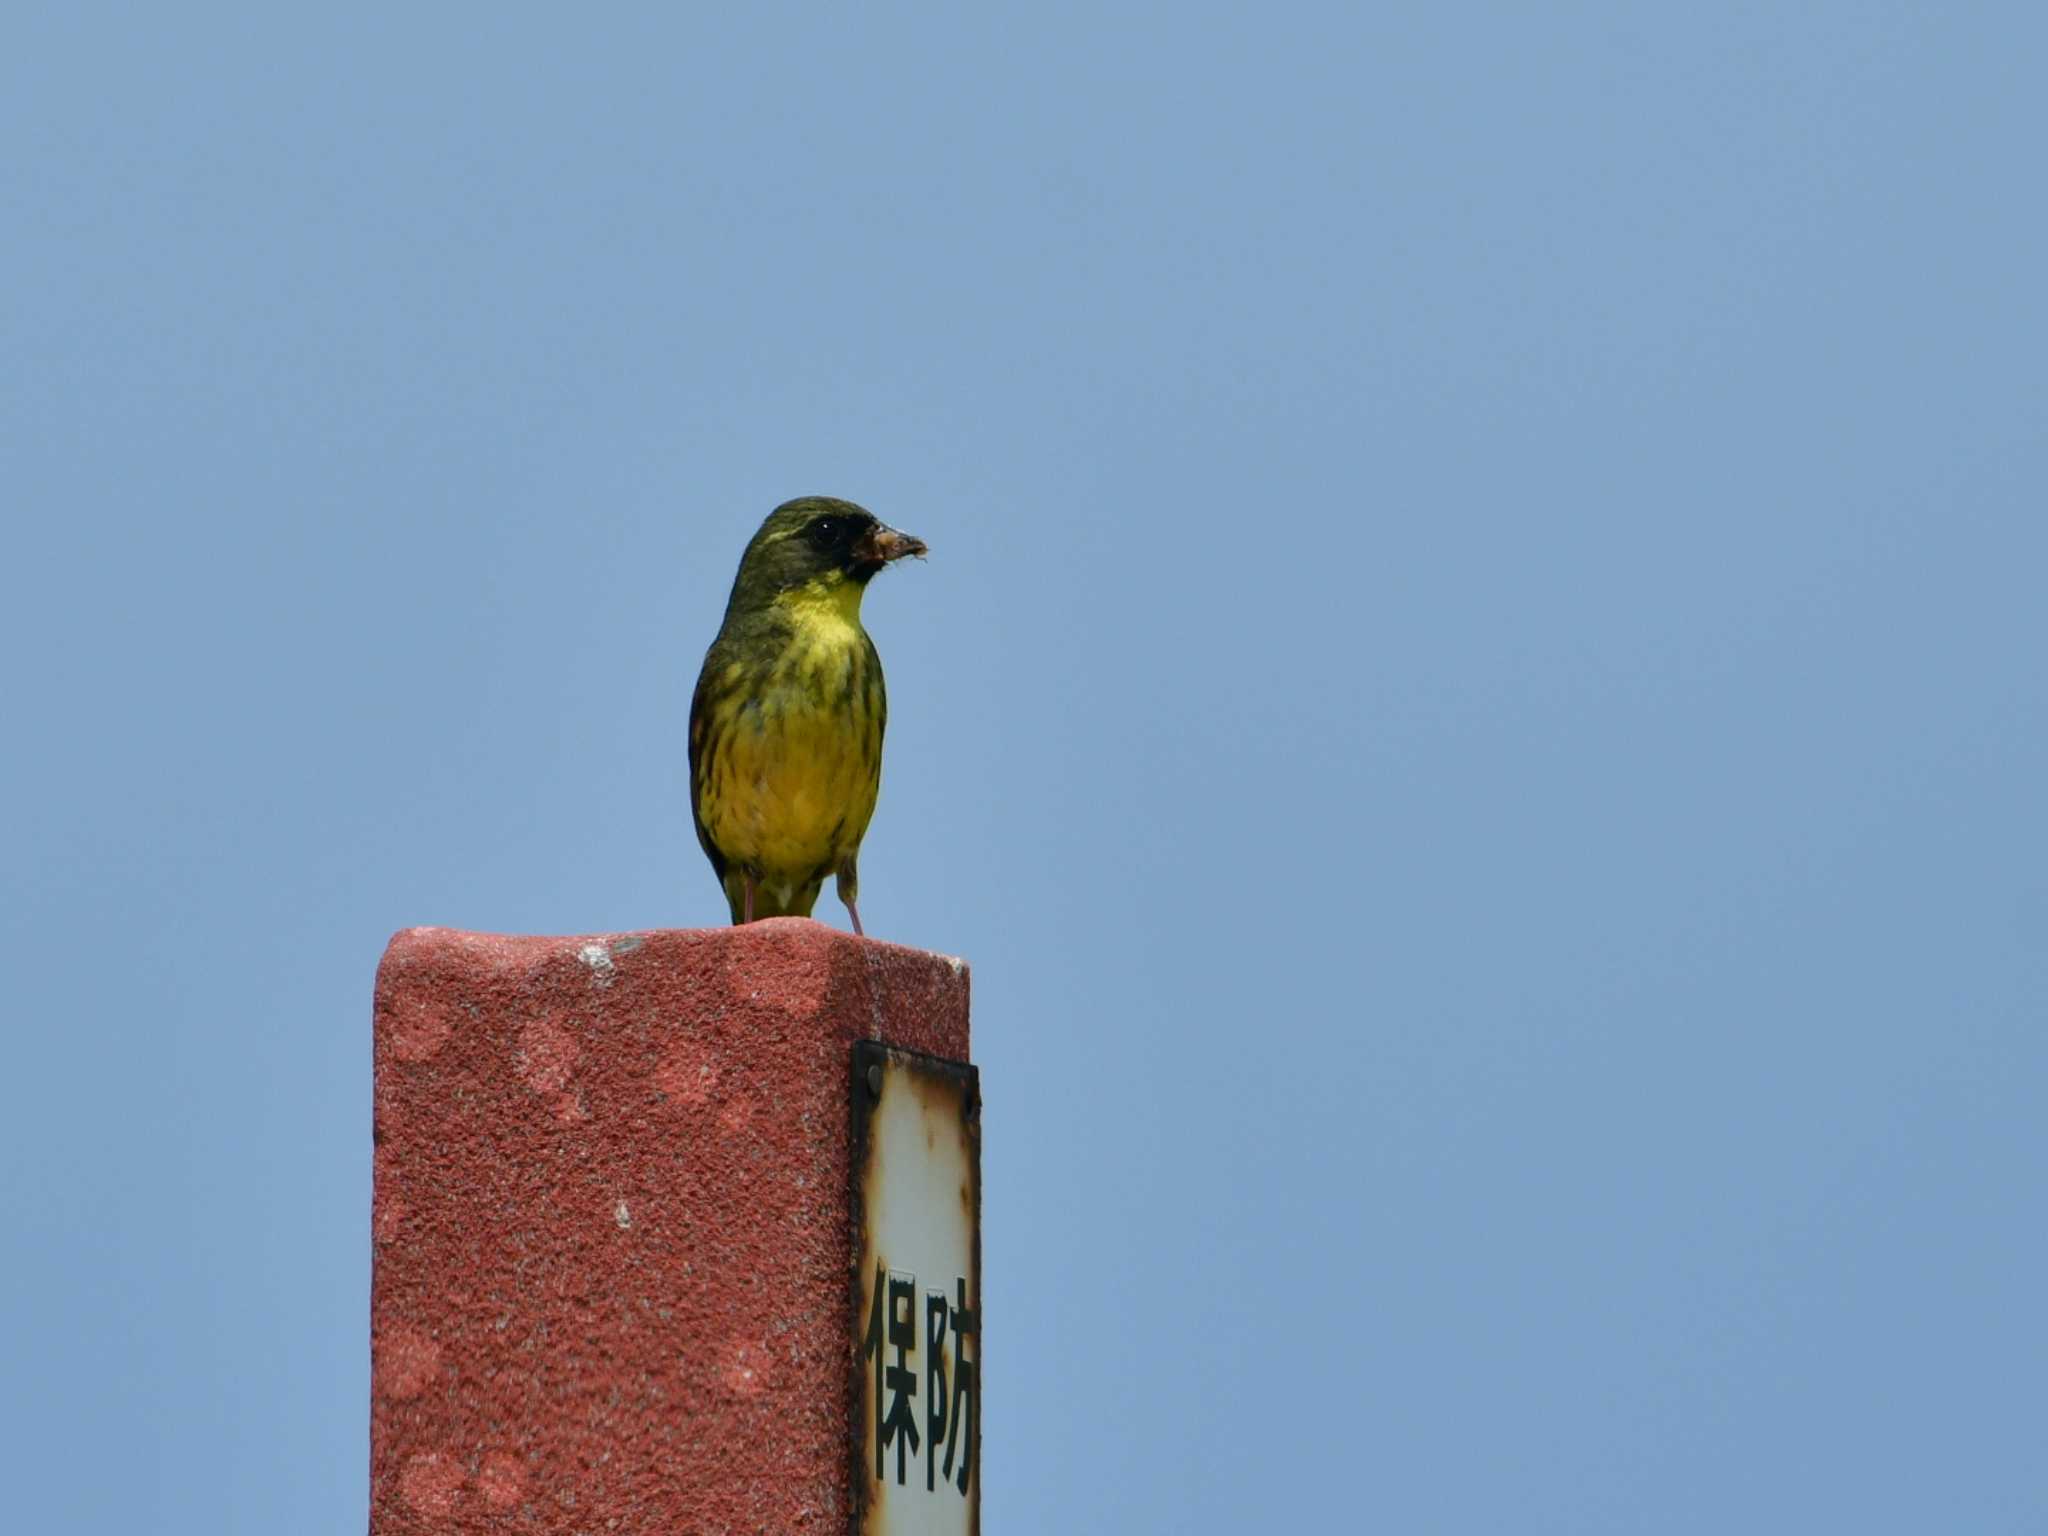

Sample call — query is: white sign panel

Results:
[851,1042,981,1536]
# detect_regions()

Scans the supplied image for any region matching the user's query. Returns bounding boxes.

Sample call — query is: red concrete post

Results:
[369,920,971,1533]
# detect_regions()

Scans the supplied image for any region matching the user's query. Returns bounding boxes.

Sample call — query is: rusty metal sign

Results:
[850,1041,981,1536]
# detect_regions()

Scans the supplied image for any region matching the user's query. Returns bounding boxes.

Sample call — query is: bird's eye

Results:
[807,517,842,548]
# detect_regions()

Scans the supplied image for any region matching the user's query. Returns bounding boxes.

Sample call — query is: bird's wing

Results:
[686,647,729,882]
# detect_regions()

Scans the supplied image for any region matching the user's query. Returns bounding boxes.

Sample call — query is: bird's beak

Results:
[853,524,928,569]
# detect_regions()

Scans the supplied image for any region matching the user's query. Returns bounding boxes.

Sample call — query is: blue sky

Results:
[4,4,2044,1531]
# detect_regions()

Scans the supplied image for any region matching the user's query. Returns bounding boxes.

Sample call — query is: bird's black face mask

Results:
[726,497,927,608]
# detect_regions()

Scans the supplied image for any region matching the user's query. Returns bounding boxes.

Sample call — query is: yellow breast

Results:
[701,601,882,884]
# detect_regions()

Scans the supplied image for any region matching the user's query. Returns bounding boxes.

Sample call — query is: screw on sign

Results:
[862,1265,978,1495]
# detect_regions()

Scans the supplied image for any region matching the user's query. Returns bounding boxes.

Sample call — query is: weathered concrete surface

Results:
[369,920,971,1534]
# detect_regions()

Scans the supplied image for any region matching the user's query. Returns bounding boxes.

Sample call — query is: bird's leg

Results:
[743,874,757,924]
[836,863,863,938]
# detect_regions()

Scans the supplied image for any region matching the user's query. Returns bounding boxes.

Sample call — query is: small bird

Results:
[688,497,927,935]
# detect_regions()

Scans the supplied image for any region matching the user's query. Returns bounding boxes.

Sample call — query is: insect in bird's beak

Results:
[853,524,929,570]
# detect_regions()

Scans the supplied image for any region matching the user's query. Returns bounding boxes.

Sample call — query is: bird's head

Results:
[727,496,927,618]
